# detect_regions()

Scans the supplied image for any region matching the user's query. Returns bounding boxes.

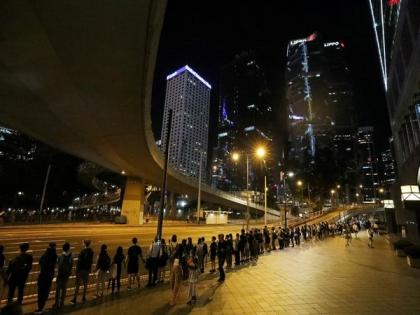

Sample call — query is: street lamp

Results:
[296,180,303,204]
[283,171,294,228]
[231,145,266,230]
[336,184,341,204]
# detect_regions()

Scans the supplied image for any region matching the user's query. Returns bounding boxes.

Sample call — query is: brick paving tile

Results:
[21,232,420,315]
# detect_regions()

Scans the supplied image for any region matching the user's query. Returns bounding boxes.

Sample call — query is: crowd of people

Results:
[0,217,377,314]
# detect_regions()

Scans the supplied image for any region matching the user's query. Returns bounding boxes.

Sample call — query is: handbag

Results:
[111,263,117,279]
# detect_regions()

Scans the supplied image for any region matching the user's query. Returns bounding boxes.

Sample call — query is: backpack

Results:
[58,254,72,278]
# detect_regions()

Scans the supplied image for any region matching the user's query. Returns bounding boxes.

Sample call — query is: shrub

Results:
[405,245,420,259]
[393,239,413,250]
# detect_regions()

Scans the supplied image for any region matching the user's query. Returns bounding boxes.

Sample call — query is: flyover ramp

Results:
[0,1,280,217]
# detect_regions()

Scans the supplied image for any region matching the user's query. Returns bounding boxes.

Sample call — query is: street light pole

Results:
[307,183,311,204]
[283,175,287,228]
[264,175,267,226]
[39,164,51,224]
[246,154,250,231]
[197,151,203,224]
[157,109,172,240]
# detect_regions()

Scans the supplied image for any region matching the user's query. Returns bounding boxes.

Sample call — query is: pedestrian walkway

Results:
[27,232,420,315]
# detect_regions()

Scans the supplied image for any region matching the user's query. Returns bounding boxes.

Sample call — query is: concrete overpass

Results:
[0,0,280,223]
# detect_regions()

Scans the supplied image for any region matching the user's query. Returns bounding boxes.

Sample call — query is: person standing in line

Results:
[195,238,204,274]
[368,227,374,248]
[239,229,246,263]
[294,227,301,246]
[71,240,93,304]
[7,242,33,305]
[180,239,189,280]
[233,233,240,266]
[168,235,178,276]
[186,249,199,305]
[0,245,7,301]
[201,237,208,273]
[126,237,145,290]
[169,253,182,306]
[209,236,217,273]
[108,246,125,294]
[54,242,73,309]
[217,234,226,283]
[225,234,233,269]
[270,228,276,250]
[95,244,111,297]
[158,239,168,283]
[147,237,161,287]
[35,242,57,314]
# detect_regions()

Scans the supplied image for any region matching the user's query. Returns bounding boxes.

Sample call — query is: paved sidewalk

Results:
[22,233,420,315]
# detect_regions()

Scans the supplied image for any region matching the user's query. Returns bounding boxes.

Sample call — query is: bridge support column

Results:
[122,178,144,225]
[168,192,176,218]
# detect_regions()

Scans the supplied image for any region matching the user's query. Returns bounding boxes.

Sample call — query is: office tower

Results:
[286,32,355,188]
[161,65,211,180]
[212,51,273,192]
[376,0,420,239]
[357,127,379,203]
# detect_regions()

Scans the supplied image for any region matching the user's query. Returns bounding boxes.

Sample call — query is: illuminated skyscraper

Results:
[212,52,273,192]
[286,32,355,175]
[161,65,211,180]
[357,126,379,203]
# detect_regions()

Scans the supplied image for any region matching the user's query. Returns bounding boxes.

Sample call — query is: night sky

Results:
[151,0,390,154]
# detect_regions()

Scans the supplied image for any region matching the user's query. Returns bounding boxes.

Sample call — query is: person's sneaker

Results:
[70,299,76,305]
[34,310,43,315]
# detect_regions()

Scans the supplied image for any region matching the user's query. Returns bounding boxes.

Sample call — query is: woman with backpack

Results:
[95,244,111,297]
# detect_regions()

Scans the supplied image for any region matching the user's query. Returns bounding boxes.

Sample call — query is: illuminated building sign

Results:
[290,38,307,46]
[289,32,317,46]
[324,42,340,47]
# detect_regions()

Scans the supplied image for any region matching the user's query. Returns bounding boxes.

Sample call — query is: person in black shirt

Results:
[71,239,93,304]
[7,242,33,304]
[95,244,111,297]
[209,236,217,272]
[109,246,125,294]
[217,234,226,282]
[54,242,73,309]
[35,242,57,314]
[127,237,144,289]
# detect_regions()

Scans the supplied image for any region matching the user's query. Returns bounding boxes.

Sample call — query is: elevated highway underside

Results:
[0,0,280,223]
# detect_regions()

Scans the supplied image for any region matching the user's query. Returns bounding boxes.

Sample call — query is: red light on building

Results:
[388,0,400,6]
[307,32,317,42]
[340,42,345,48]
